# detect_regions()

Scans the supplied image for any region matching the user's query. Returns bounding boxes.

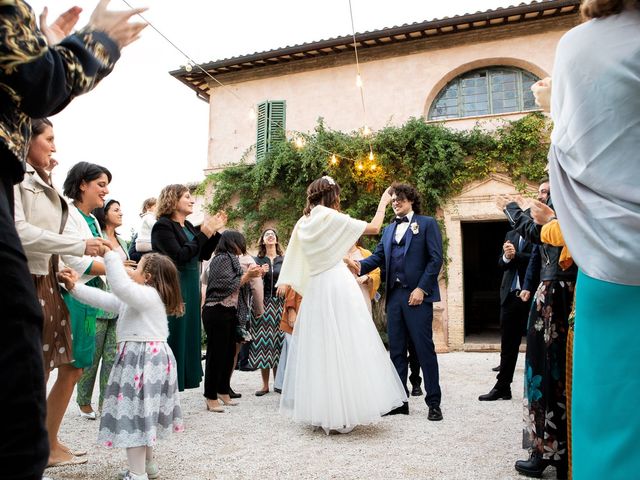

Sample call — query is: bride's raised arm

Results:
[363,187,392,235]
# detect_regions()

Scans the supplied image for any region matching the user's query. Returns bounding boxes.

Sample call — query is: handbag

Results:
[235,324,253,344]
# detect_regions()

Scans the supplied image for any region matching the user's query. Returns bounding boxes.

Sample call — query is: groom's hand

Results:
[408,288,424,306]
[344,257,361,275]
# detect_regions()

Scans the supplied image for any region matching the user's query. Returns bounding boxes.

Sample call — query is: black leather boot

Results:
[514,451,552,478]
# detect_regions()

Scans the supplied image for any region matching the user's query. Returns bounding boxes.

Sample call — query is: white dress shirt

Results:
[394,211,414,243]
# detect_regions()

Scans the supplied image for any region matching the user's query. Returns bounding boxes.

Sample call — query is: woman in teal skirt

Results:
[542,1,640,477]
[151,184,226,391]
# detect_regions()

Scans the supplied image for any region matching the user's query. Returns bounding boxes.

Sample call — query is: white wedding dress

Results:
[278,206,407,433]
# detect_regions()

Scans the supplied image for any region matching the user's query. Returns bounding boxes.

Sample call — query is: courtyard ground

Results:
[47,351,563,480]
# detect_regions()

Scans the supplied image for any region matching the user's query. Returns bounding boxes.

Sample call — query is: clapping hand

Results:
[87,0,148,49]
[39,6,82,45]
[529,200,556,225]
[58,267,79,291]
[503,241,516,260]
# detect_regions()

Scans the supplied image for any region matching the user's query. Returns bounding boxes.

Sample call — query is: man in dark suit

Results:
[355,184,444,420]
[478,230,533,401]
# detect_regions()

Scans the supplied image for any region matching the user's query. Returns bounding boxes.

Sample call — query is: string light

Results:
[370,163,377,171]
[362,125,371,136]
[330,154,338,165]
[294,137,306,149]
[356,74,363,88]
[369,149,374,161]
[357,163,364,171]
[185,63,193,72]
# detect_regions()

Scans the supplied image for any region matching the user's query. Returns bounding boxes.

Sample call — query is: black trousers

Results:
[202,304,237,400]
[0,175,49,479]
[495,291,530,390]
[407,337,422,387]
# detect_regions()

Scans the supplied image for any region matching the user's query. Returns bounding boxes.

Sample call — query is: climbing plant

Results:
[200,112,550,249]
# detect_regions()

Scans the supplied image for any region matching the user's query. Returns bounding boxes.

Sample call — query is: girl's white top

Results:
[70,250,169,342]
[136,212,157,252]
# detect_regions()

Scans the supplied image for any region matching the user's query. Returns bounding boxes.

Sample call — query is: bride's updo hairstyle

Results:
[303,175,341,215]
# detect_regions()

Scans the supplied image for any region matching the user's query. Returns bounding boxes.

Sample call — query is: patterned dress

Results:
[522,279,574,467]
[249,255,285,369]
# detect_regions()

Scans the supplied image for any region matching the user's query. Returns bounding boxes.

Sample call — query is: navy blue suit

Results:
[360,214,443,407]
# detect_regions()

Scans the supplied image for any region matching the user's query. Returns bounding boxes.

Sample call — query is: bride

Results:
[277,175,407,433]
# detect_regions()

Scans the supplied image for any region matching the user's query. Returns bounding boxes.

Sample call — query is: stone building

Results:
[171,0,581,350]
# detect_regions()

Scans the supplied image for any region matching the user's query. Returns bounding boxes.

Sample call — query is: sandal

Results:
[255,389,269,397]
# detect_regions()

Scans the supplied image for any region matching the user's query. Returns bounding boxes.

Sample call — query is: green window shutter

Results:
[256,101,268,162]
[255,100,286,162]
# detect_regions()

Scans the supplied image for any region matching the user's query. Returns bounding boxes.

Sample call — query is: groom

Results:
[356,184,444,421]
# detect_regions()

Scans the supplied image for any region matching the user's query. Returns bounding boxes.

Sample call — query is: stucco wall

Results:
[206,19,574,171]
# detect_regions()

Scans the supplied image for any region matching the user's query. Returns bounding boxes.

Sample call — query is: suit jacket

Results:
[498,230,533,305]
[151,216,219,268]
[359,214,443,304]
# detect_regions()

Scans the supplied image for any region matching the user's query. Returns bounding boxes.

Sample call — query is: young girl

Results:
[135,197,157,254]
[59,248,184,480]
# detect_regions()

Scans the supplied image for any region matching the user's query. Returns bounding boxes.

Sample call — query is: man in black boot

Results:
[478,228,533,401]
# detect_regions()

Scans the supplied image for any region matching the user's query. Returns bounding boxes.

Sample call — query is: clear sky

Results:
[27,0,521,237]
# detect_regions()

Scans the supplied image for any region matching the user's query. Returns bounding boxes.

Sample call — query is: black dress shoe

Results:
[410,384,423,397]
[478,387,512,401]
[492,365,501,372]
[427,406,443,421]
[515,451,552,478]
[383,402,409,416]
[229,388,241,399]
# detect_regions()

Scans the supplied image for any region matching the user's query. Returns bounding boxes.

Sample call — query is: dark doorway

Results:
[462,220,511,342]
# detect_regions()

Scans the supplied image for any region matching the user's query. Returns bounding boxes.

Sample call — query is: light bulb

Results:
[356,74,363,88]
[330,154,338,165]
[185,63,193,72]
[363,125,371,136]
[294,137,305,149]
[248,107,256,120]
[357,163,364,171]
[370,163,377,171]
[369,150,374,161]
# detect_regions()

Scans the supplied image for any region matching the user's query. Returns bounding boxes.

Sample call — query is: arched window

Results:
[428,67,540,120]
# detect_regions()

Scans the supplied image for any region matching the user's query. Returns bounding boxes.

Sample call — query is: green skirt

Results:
[168,260,203,391]
[63,290,97,369]
[572,270,640,480]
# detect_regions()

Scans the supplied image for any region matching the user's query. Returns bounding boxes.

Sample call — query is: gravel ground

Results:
[46,351,563,480]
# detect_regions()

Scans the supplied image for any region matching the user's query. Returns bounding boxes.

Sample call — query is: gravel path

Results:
[46,351,562,480]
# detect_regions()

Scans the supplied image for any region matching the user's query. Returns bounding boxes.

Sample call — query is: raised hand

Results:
[531,77,552,113]
[87,0,148,49]
[380,186,393,206]
[529,200,556,225]
[503,241,516,260]
[39,6,82,45]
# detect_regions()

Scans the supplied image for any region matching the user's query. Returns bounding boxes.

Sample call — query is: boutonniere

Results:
[410,222,419,235]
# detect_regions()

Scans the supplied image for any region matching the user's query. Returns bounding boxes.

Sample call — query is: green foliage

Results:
[201,113,550,250]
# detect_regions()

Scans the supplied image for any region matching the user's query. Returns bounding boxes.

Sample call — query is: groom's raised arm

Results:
[417,217,443,296]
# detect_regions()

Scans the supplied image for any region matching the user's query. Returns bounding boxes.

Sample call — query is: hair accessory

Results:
[322,175,336,186]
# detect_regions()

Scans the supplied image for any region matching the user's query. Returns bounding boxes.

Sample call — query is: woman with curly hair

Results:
[151,184,226,391]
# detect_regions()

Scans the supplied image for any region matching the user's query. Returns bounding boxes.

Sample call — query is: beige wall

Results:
[206,22,570,171]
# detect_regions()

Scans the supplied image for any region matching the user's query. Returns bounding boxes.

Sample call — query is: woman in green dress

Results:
[151,184,226,391]
[76,199,134,416]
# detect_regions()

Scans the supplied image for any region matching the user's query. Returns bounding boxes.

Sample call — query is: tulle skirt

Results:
[279,261,406,433]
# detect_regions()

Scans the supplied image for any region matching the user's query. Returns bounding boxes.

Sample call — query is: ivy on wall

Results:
[200,113,550,249]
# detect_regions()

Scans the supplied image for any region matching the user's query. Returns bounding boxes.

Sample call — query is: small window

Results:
[428,67,539,120]
[256,100,286,161]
